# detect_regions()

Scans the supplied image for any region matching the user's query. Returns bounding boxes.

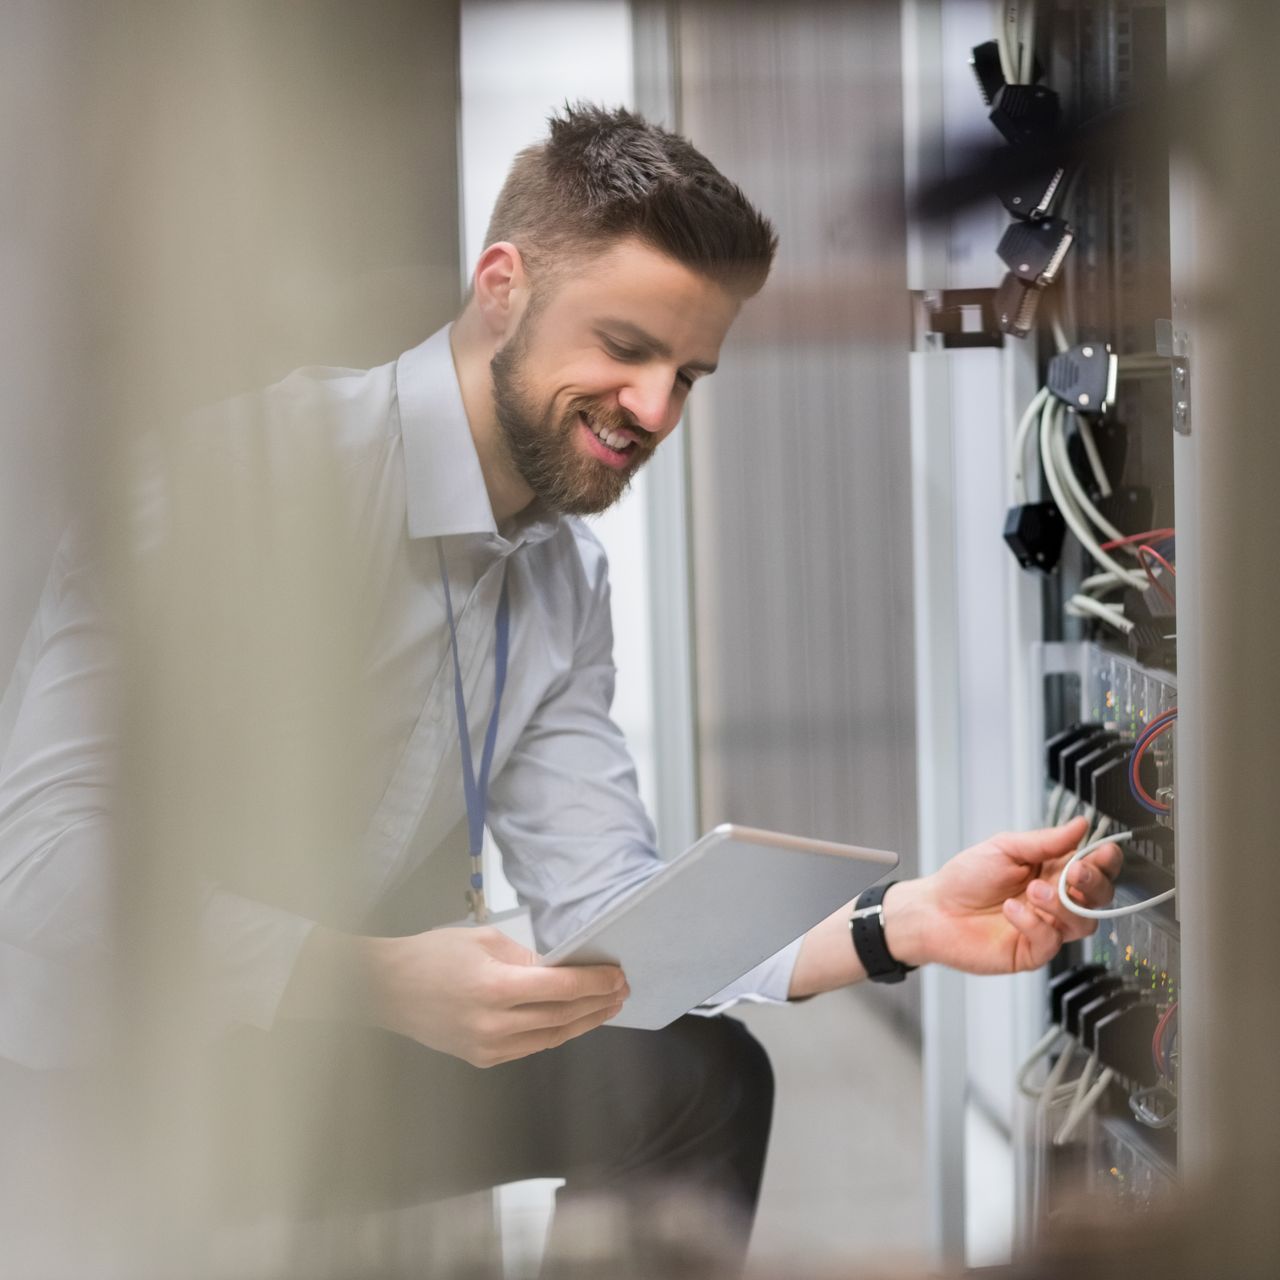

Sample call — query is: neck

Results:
[449,307,536,524]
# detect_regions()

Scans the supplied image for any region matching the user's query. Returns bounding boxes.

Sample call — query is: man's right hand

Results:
[363,926,628,1068]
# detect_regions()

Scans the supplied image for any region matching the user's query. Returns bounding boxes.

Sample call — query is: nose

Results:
[616,368,681,435]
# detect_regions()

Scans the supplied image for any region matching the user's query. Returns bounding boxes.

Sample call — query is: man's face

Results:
[490,237,740,516]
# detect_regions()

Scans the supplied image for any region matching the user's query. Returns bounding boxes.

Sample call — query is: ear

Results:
[472,241,529,339]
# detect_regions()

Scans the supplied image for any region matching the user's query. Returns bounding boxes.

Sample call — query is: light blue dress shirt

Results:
[0,326,799,1065]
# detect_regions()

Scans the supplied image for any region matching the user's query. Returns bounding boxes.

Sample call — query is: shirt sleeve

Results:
[0,531,318,1060]
[485,529,799,1009]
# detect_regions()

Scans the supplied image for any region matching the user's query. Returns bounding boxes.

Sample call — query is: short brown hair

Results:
[483,102,777,298]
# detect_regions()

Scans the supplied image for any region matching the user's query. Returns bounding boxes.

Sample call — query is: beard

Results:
[490,318,656,517]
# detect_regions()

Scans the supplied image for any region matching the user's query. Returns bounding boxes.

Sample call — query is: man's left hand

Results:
[789,815,1122,997]
[887,815,1122,975]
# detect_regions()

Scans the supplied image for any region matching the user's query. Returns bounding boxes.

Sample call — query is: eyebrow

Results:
[596,319,718,375]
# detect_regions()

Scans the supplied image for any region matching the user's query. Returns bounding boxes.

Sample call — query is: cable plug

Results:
[1048,964,1108,1025]
[1047,342,1119,415]
[1003,501,1065,571]
[1000,164,1066,221]
[970,41,1046,108]
[1094,485,1154,539]
[989,83,1060,147]
[997,216,1075,287]
[994,271,1042,338]
[1095,998,1161,1088]
[1044,723,1105,787]
[970,40,1005,107]
[1061,730,1119,801]
[1123,585,1177,669]
[1090,749,1161,830]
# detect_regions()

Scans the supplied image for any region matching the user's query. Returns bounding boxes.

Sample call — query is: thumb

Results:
[996,815,1089,867]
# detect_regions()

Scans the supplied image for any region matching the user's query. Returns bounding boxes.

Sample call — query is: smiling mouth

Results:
[579,410,638,457]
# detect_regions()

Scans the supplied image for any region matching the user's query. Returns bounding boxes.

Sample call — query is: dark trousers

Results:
[215,1013,774,1237]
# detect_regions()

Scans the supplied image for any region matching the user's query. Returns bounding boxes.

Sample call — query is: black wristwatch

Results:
[849,881,917,984]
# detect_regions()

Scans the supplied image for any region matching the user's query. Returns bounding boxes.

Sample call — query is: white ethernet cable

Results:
[1012,386,1051,504]
[1038,396,1148,588]
[1054,1051,1115,1145]
[1076,415,1112,497]
[996,0,1019,84]
[1079,571,1127,595]
[1057,830,1177,920]
[1065,595,1134,635]
[1048,401,1127,544]
[1019,1029,1116,1146]
[996,0,1038,86]
[1017,1026,1079,1102]
[1018,0,1037,84]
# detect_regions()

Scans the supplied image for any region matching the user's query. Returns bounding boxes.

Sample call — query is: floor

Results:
[737,989,930,1274]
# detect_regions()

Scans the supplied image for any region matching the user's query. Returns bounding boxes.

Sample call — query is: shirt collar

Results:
[395,325,561,549]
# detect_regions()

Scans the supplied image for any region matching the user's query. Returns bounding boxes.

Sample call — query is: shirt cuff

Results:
[202,887,317,1033]
[692,935,803,1016]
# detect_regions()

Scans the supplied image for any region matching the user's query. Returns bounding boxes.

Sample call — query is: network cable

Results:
[1009,378,1178,638]
[1057,830,1176,919]
[1129,707,1177,816]
[995,0,1038,87]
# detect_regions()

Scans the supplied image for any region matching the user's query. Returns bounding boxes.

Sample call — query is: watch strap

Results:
[849,881,917,984]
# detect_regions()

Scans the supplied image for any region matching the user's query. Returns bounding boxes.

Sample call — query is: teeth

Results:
[583,412,631,453]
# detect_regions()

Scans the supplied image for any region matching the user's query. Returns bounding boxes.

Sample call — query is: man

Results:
[0,105,1119,1240]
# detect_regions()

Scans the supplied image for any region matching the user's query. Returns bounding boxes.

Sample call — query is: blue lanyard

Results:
[436,539,510,923]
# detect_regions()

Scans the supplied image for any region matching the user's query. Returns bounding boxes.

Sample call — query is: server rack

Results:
[905,0,1193,1261]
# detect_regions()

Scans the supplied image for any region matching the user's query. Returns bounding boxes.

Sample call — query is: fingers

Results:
[1002,896,1066,970]
[995,816,1090,867]
[1075,841,1124,884]
[500,959,628,1005]
[1026,857,1116,939]
[471,927,626,1003]
[504,987,632,1033]
[1060,842,1122,907]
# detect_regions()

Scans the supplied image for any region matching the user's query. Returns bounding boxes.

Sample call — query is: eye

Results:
[675,371,695,391]
[603,339,643,362]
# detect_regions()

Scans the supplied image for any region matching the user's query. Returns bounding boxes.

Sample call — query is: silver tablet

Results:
[538,823,898,1030]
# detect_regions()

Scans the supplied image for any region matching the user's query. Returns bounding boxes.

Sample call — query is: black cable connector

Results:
[997,216,1075,286]
[1095,998,1160,1088]
[1047,342,1118,415]
[989,83,1060,147]
[1045,723,1104,786]
[1095,485,1154,539]
[1000,165,1066,221]
[1123,585,1177,670]
[1090,748,1160,829]
[970,41,1005,107]
[1003,501,1065,572]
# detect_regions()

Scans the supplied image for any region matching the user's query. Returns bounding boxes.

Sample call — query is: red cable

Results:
[1130,710,1177,813]
[1136,544,1177,605]
[1152,1001,1179,1077]
[1100,527,1176,552]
